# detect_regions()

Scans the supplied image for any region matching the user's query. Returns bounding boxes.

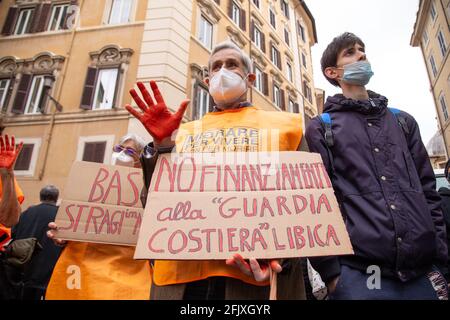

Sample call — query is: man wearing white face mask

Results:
[126,41,307,300]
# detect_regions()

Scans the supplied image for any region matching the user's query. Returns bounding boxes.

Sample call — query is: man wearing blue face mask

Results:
[305,32,449,300]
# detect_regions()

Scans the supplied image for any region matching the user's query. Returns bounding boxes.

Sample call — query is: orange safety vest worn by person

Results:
[126,40,307,300]
[45,134,152,300]
[147,105,302,287]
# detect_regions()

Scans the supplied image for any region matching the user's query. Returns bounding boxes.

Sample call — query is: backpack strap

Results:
[319,113,334,148]
[388,107,410,135]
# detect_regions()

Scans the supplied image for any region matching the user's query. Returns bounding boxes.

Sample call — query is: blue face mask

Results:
[339,61,374,86]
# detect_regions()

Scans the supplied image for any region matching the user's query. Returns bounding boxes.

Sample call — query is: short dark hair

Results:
[40,185,59,203]
[321,32,365,87]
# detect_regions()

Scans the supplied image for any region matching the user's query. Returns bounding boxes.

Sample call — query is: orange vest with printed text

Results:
[152,106,303,286]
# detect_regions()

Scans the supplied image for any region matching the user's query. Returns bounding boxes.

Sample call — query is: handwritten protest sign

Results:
[134,152,353,260]
[55,161,144,246]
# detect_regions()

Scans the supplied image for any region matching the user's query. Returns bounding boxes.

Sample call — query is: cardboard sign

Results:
[134,152,353,260]
[55,161,144,246]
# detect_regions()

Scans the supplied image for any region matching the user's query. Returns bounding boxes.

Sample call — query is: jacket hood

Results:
[323,90,389,115]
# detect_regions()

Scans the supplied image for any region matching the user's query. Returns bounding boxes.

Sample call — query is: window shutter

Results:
[286,2,290,19]
[277,50,282,70]
[14,144,34,171]
[250,20,254,41]
[83,142,106,163]
[208,90,214,113]
[262,72,269,96]
[11,74,32,114]
[1,7,19,36]
[240,8,246,31]
[111,67,121,108]
[280,89,286,110]
[261,31,266,53]
[294,102,299,113]
[192,82,199,120]
[29,4,41,33]
[228,0,233,19]
[80,67,98,110]
[31,3,52,33]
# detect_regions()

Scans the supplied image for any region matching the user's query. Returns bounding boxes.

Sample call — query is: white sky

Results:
[305,0,438,144]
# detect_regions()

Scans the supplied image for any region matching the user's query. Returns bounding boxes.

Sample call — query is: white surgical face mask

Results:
[209,67,248,106]
[111,151,135,167]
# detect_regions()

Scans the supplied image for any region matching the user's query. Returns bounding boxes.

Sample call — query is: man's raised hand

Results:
[0,135,23,170]
[125,81,189,146]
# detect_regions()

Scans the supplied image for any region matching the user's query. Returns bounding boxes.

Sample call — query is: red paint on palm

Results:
[125,81,190,143]
[0,135,23,170]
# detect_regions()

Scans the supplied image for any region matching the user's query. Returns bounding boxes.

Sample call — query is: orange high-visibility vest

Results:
[152,106,303,286]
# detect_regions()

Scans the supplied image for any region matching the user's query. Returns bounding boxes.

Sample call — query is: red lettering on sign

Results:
[121,172,140,207]
[276,196,292,215]
[293,195,307,214]
[224,165,240,191]
[201,229,216,253]
[326,224,341,246]
[177,157,196,192]
[219,197,239,218]
[148,228,166,253]
[239,228,252,252]
[88,168,109,202]
[168,230,188,254]
[272,228,286,251]
[317,194,332,214]
[200,165,216,192]
[227,228,238,252]
[188,228,202,253]
[154,157,176,192]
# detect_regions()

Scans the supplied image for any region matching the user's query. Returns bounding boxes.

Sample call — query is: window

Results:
[430,55,438,77]
[302,53,307,68]
[48,4,70,31]
[14,144,34,171]
[284,28,290,46]
[303,80,312,103]
[441,95,449,122]
[194,85,211,120]
[271,45,280,69]
[14,8,34,35]
[83,141,107,163]
[298,21,305,42]
[13,138,41,176]
[289,99,299,113]
[108,0,133,24]
[252,0,260,8]
[232,1,241,26]
[422,29,429,45]
[286,61,293,83]
[430,2,437,21]
[76,135,115,164]
[255,66,263,92]
[273,83,281,108]
[280,0,289,19]
[0,79,11,113]
[438,30,448,57]
[198,15,213,49]
[253,25,262,50]
[93,69,119,110]
[25,75,48,114]
[269,8,276,29]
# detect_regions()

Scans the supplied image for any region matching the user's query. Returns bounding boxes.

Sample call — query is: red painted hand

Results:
[226,254,282,282]
[0,135,23,170]
[125,81,190,143]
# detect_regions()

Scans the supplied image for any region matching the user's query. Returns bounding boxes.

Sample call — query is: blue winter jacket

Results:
[305,91,448,283]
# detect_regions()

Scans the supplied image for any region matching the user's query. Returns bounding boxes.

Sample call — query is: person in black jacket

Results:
[11,185,62,300]
[306,32,448,300]
[438,160,450,284]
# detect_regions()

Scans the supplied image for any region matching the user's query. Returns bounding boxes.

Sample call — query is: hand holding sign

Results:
[0,135,23,171]
[125,81,190,147]
[226,254,282,282]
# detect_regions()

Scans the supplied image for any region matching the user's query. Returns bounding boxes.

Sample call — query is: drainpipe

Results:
[38,0,84,180]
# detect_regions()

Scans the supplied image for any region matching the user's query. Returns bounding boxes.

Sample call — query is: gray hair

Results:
[208,41,253,74]
[120,133,146,152]
[40,185,59,203]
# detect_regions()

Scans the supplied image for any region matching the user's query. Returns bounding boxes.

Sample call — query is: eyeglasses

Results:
[113,144,139,157]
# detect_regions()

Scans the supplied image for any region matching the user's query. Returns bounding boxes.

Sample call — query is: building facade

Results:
[411,0,450,157]
[0,0,319,208]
